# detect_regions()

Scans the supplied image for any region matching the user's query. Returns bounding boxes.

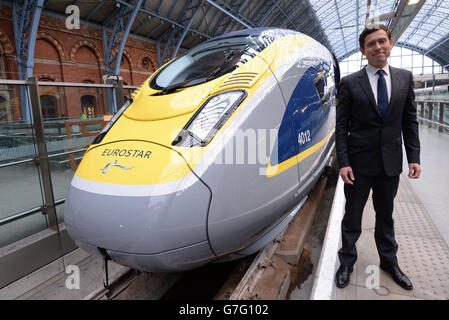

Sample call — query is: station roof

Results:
[3,0,449,70]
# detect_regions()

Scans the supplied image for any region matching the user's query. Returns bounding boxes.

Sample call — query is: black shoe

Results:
[335,265,353,288]
[380,263,413,290]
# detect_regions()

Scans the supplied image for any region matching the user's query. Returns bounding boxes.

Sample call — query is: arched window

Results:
[40,95,57,119]
[81,95,96,118]
[0,48,10,122]
[0,49,5,79]
[0,95,7,121]
[142,57,154,72]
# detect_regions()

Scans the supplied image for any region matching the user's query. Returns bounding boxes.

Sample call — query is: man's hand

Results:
[408,163,421,179]
[340,166,355,185]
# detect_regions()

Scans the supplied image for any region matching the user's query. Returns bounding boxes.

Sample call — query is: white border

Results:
[310,177,345,300]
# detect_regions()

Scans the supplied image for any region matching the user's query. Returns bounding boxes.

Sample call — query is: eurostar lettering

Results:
[101,149,152,159]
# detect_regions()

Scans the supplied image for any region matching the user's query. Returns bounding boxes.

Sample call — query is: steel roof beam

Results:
[211,15,228,36]
[390,0,426,42]
[116,0,210,38]
[0,0,190,53]
[113,0,143,75]
[293,3,331,50]
[257,0,284,27]
[263,0,308,37]
[86,0,106,22]
[247,1,269,25]
[204,0,251,28]
[167,0,180,20]
[223,0,252,33]
[425,34,449,55]
[159,26,177,66]
[158,0,194,58]
[158,0,196,65]
[215,0,242,35]
[146,22,165,38]
[195,0,214,33]
[101,0,143,114]
[203,7,221,34]
[12,0,46,79]
[267,0,299,28]
[12,0,46,122]
[172,1,204,59]
[210,3,233,36]
[280,1,304,28]
[333,0,348,56]
[221,0,248,34]
[215,0,253,25]
[133,15,152,34]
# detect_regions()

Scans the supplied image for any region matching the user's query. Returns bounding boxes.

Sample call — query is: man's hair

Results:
[359,24,392,49]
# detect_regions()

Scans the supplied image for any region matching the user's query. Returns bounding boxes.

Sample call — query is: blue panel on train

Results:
[272,63,331,166]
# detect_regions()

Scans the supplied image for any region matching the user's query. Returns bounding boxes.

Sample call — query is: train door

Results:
[289,61,335,195]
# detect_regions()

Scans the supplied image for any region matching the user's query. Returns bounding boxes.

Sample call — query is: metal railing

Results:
[0,77,138,232]
[415,100,449,133]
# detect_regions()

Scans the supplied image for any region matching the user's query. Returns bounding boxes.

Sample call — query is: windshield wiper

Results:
[160,76,201,95]
[204,46,250,82]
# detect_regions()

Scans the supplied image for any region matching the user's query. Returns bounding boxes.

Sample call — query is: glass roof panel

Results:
[309,0,397,59]
[308,0,448,68]
[398,0,449,51]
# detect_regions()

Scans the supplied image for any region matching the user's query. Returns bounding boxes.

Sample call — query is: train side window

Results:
[314,76,326,101]
[314,70,334,110]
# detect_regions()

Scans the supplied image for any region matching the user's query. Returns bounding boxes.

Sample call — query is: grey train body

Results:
[64,28,339,272]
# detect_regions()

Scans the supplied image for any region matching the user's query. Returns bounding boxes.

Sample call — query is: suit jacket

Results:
[336,65,420,177]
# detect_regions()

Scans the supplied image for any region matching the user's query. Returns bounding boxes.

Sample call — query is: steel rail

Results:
[0,198,65,227]
[0,148,88,169]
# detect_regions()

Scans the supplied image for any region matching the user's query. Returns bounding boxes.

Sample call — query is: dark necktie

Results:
[376,69,388,118]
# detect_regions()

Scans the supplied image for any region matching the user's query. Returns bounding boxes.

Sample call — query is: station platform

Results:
[1,125,448,301]
[311,125,449,300]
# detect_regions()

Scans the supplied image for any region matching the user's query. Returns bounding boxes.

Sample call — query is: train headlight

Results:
[173,90,247,147]
[92,99,133,145]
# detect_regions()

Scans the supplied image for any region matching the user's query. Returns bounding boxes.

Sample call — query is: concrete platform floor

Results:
[331,173,449,300]
[406,125,449,246]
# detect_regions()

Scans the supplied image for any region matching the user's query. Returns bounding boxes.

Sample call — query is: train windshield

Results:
[150,35,273,93]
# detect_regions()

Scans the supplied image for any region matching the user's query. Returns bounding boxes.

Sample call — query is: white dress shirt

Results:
[365,63,392,104]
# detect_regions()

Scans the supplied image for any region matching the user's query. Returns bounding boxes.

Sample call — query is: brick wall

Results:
[0,4,160,119]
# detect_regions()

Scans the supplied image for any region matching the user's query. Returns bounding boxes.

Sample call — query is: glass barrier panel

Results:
[444,103,449,135]
[49,149,86,220]
[0,162,44,217]
[0,83,48,247]
[0,82,137,249]
[0,212,48,248]
[423,103,429,120]
[40,86,111,224]
[432,103,439,122]
[56,201,65,225]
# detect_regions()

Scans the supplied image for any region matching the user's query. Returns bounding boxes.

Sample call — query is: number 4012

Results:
[298,130,311,145]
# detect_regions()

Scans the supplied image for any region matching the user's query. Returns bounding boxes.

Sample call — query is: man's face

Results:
[360,29,394,68]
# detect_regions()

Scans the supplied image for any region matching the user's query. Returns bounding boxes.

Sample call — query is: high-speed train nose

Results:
[64,140,215,271]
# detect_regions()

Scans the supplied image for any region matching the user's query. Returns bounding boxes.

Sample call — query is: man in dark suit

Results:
[335,24,421,290]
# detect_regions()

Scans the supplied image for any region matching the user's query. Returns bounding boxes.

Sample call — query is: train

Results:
[64,28,340,273]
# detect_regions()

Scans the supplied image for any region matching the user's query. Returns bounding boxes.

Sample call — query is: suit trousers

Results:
[338,173,400,267]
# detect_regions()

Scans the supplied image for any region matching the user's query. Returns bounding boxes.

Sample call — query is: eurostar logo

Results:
[101,160,134,174]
